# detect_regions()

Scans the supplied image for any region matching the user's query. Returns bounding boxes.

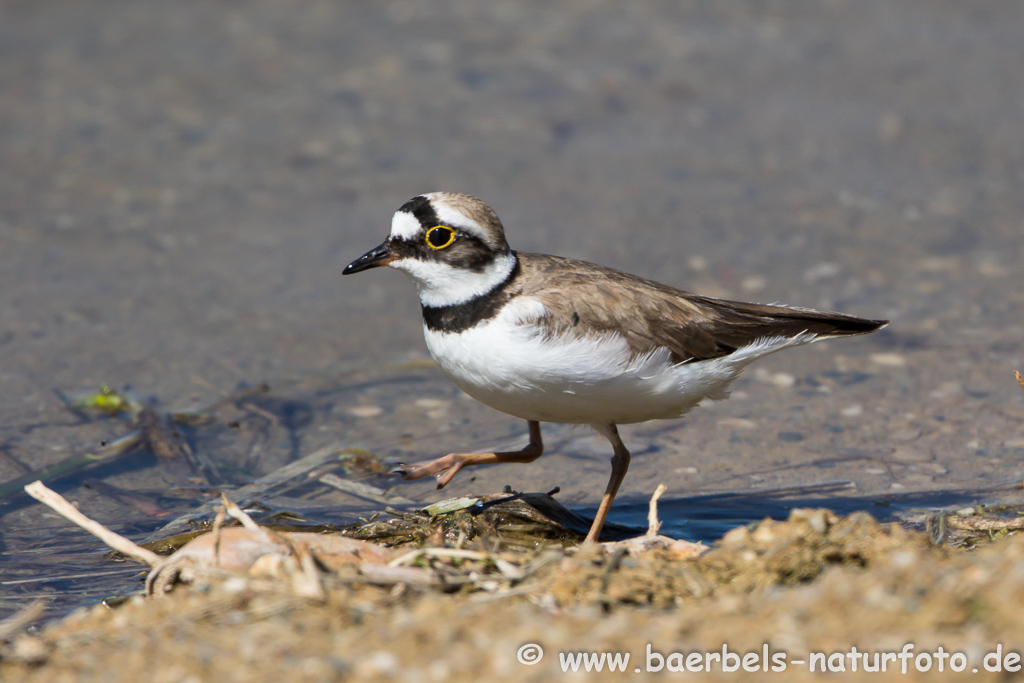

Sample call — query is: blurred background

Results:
[2,0,1023,612]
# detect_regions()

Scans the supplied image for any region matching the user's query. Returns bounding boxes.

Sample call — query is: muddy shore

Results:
[3,1,1024,680]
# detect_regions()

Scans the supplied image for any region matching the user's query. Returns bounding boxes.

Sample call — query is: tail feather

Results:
[675,296,888,364]
[709,297,886,338]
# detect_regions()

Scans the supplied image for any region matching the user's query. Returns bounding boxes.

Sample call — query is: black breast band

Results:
[421,257,521,333]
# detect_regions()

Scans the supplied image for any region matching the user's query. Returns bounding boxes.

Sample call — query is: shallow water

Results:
[2,0,1024,621]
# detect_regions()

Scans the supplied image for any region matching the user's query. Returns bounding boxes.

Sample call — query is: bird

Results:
[343,192,887,543]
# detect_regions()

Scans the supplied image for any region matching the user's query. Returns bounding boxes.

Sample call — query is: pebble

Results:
[348,405,384,418]
[870,353,907,367]
[890,447,930,463]
[769,372,796,388]
[889,427,922,442]
[807,510,829,534]
[721,526,750,546]
[889,550,917,570]
[356,651,399,677]
[751,524,777,544]
[9,636,48,664]
[716,417,758,430]
[414,398,450,409]
[840,404,864,417]
[754,368,796,387]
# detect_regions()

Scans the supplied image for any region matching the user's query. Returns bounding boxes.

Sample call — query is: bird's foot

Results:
[392,453,468,489]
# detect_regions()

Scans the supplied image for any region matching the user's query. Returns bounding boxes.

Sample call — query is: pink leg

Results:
[394,420,544,489]
[584,424,630,543]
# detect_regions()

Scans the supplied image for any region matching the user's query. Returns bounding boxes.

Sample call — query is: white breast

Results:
[422,297,818,427]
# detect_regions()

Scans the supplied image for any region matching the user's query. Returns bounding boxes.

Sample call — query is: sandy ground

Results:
[2,0,1024,679]
[5,507,1024,682]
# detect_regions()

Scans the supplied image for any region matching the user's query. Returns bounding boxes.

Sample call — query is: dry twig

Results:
[647,482,668,536]
[24,481,161,567]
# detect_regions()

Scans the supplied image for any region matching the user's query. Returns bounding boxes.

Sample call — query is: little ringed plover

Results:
[344,192,887,543]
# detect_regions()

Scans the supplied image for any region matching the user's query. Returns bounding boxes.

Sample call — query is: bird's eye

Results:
[425,225,456,250]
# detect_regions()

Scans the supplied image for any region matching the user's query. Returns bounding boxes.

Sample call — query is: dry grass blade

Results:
[0,601,46,640]
[1016,369,1024,392]
[24,481,162,567]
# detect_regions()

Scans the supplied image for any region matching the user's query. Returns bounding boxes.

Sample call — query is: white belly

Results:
[422,300,815,426]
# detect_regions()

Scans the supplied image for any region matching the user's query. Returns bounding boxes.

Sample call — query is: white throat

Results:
[391,252,516,308]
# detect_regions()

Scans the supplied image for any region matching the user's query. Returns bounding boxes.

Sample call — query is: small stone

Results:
[891,447,929,463]
[769,372,796,388]
[357,651,399,677]
[807,510,829,534]
[414,398,450,409]
[721,526,750,546]
[717,417,758,430]
[889,550,917,570]
[751,524,776,544]
[840,404,863,417]
[10,636,48,664]
[889,427,922,442]
[870,353,907,367]
[348,405,384,418]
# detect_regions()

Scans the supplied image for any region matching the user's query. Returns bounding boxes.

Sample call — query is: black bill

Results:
[343,241,395,274]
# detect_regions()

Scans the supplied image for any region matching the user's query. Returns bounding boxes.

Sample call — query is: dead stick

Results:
[24,481,162,567]
[647,483,668,537]
[220,494,263,533]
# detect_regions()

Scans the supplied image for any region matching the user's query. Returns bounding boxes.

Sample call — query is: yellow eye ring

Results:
[425,225,456,250]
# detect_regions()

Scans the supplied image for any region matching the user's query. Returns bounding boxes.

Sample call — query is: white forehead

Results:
[390,210,421,240]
